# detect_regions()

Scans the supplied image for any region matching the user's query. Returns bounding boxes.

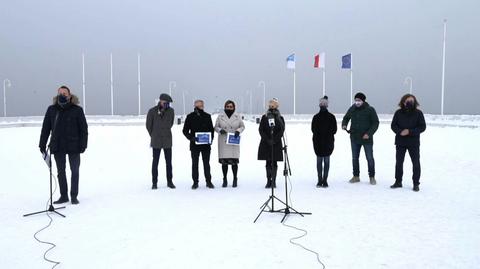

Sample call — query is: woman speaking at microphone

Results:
[257,98,285,188]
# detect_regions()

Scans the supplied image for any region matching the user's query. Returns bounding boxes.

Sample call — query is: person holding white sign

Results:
[214,100,245,188]
[182,100,215,189]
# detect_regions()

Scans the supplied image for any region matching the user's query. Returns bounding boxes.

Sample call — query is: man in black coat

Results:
[182,100,215,189]
[390,94,426,192]
[257,98,285,188]
[311,96,337,188]
[39,86,88,204]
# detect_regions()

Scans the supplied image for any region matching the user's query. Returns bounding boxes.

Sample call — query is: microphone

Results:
[266,111,276,127]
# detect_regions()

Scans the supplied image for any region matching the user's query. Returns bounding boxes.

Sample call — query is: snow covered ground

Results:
[1,115,479,269]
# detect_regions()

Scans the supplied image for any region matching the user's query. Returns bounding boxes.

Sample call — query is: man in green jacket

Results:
[342,92,379,185]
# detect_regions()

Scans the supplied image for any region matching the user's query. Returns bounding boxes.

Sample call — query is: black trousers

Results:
[191,148,211,182]
[395,145,421,185]
[152,148,173,184]
[265,160,278,181]
[54,153,80,198]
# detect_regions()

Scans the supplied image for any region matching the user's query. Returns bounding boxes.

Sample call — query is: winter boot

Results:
[71,197,80,205]
[206,180,215,189]
[191,181,199,190]
[322,178,329,188]
[316,179,323,188]
[167,179,176,189]
[390,182,403,189]
[369,177,377,185]
[232,177,238,188]
[413,185,420,192]
[349,176,360,183]
[152,183,158,189]
[222,178,228,188]
[265,179,272,188]
[53,196,69,204]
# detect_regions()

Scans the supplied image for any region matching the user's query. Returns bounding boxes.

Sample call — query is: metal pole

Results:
[322,68,326,97]
[350,55,353,105]
[249,90,253,115]
[3,79,11,117]
[82,53,86,114]
[110,53,114,116]
[441,19,447,115]
[137,53,141,116]
[258,81,266,111]
[169,81,176,97]
[182,91,186,116]
[404,76,413,94]
[293,70,296,115]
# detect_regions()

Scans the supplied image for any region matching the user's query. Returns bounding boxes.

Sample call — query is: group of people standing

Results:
[39,86,426,205]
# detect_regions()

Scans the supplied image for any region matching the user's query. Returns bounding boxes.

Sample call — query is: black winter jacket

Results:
[391,108,426,147]
[257,110,285,161]
[182,109,215,151]
[311,109,337,157]
[39,95,88,154]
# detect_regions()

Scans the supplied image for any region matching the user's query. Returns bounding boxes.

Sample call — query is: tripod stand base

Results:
[254,195,311,223]
[24,205,66,218]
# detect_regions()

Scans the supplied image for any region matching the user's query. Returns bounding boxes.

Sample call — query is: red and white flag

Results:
[314,52,325,69]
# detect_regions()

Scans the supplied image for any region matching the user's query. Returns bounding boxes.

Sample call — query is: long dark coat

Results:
[39,95,88,154]
[391,108,426,147]
[311,109,337,157]
[257,112,285,161]
[146,104,175,149]
[182,109,215,151]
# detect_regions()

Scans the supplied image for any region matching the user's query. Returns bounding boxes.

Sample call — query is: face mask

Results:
[354,101,363,107]
[320,105,327,111]
[224,109,234,117]
[405,101,414,109]
[160,102,170,109]
[58,94,69,105]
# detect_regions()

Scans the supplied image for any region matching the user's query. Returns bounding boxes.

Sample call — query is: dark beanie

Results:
[354,92,366,102]
[159,93,173,102]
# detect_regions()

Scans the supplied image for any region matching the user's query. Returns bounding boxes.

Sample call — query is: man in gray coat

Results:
[146,93,175,189]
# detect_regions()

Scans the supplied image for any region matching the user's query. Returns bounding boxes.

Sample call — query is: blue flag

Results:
[342,54,351,69]
[286,53,295,69]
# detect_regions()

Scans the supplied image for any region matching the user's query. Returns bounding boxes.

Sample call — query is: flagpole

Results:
[441,19,447,115]
[293,69,296,115]
[82,53,86,114]
[350,54,353,105]
[322,68,326,97]
[110,53,114,116]
[137,53,141,116]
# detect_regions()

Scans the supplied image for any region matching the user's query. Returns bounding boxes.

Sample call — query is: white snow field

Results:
[1,115,479,269]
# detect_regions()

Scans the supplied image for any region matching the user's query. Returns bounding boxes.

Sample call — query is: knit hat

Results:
[354,92,366,102]
[268,98,279,108]
[159,93,173,102]
[319,96,329,107]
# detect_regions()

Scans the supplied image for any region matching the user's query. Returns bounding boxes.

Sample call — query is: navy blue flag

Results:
[342,54,351,69]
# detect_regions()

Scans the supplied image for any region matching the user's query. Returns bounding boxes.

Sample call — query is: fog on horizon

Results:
[1,0,479,116]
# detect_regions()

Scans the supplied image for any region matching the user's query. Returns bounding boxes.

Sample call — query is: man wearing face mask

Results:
[257,98,285,188]
[214,100,245,188]
[390,94,426,192]
[39,86,88,205]
[342,92,379,185]
[182,100,215,189]
[311,96,337,188]
[146,93,175,190]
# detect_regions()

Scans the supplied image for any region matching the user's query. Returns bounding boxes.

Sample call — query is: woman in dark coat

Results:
[258,98,285,188]
[390,94,426,192]
[311,96,337,188]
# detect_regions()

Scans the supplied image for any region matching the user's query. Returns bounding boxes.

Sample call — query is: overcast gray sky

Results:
[1,0,479,116]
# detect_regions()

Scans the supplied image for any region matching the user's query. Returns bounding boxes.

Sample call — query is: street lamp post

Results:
[3,79,11,117]
[404,76,413,94]
[169,81,176,96]
[258,81,266,111]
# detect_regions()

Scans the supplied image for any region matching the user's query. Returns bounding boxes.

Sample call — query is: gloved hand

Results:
[234,131,240,137]
[40,147,46,155]
[220,129,227,135]
[80,147,86,153]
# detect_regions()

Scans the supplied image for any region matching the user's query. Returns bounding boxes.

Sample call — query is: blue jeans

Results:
[351,140,375,177]
[316,156,330,181]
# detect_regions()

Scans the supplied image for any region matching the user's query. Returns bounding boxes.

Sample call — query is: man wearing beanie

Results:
[146,93,176,189]
[341,92,379,185]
